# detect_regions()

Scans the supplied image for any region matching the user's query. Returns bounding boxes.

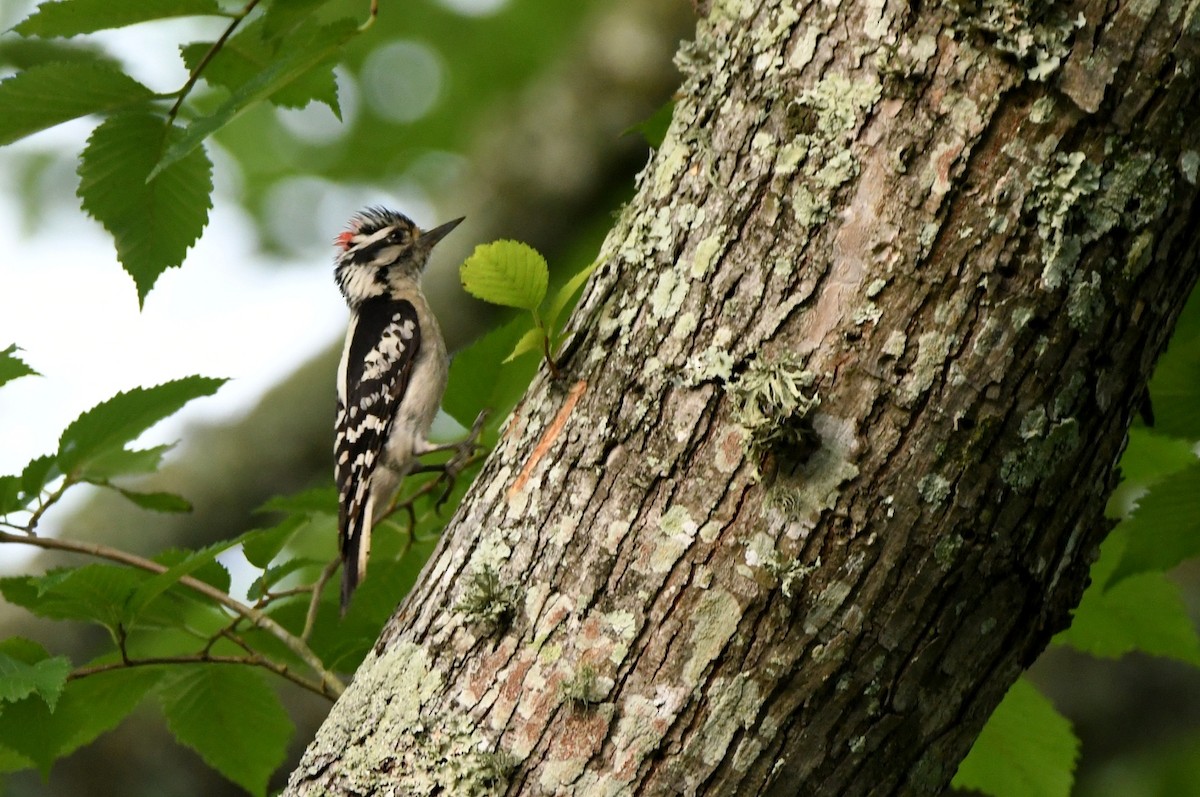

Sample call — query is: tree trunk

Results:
[286,1,1200,794]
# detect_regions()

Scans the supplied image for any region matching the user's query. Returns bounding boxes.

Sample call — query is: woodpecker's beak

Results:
[419,217,465,250]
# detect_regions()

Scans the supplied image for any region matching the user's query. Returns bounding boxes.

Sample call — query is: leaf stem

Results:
[0,529,344,698]
[302,557,340,643]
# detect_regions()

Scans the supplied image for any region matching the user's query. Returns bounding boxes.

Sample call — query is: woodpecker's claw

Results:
[435,409,490,511]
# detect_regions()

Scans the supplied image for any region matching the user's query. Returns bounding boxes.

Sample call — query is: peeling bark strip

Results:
[287,1,1200,795]
[509,380,588,499]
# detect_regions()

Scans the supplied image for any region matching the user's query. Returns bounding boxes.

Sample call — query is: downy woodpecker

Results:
[333,207,463,612]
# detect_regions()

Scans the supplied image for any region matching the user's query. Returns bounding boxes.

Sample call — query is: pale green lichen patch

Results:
[692,674,766,768]
[306,643,509,796]
[683,587,742,683]
[1182,150,1200,184]
[1029,95,1055,123]
[954,1,1084,81]
[1027,147,1171,290]
[782,74,882,227]
[651,268,689,319]
[690,231,725,279]
[650,506,699,574]
[455,564,522,632]
[899,331,955,406]
[725,353,820,455]
[685,346,736,385]
[1001,417,1081,490]
[918,473,952,505]
[762,551,819,598]
[1067,271,1104,330]
[560,663,603,709]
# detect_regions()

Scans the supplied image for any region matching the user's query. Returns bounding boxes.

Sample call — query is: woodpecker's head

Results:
[334,207,463,306]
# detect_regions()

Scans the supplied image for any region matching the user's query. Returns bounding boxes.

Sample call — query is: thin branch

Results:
[26,476,74,534]
[167,0,262,124]
[0,530,344,698]
[70,654,333,700]
[302,557,340,643]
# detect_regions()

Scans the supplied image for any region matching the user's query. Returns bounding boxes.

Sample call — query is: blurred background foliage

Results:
[0,0,1197,795]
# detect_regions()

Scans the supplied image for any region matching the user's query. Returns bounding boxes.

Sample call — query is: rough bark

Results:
[286,1,1200,795]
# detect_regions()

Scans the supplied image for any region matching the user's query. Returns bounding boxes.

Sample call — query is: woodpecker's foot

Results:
[435,410,489,511]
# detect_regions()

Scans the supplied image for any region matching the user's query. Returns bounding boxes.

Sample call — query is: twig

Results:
[0,530,344,698]
[70,653,333,700]
[302,557,340,643]
[26,476,74,535]
[167,0,262,124]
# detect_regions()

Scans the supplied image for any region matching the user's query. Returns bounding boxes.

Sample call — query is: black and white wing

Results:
[335,297,421,611]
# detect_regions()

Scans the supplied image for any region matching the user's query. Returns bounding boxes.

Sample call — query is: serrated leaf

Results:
[0,344,38,388]
[1109,460,1200,586]
[13,0,221,37]
[241,514,308,569]
[504,327,545,363]
[0,667,162,775]
[460,240,550,311]
[0,62,154,146]
[152,546,232,594]
[1057,571,1200,664]
[79,444,173,481]
[0,652,71,711]
[153,17,356,179]
[545,259,598,331]
[158,667,292,796]
[56,376,224,475]
[20,453,58,498]
[111,486,192,513]
[952,678,1079,797]
[77,111,214,303]
[179,17,340,114]
[0,564,144,630]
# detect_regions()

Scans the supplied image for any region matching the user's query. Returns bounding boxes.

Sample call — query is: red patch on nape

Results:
[335,230,355,250]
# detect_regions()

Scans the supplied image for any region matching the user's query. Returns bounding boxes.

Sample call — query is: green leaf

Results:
[158,667,292,796]
[152,17,357,179]
[460,240,550,311]
[56,376,224,475]
[626,99,675,149]
[0,61,154,146]
[1147,285,1200,438]
[127,540,238,618]
[248,557,323,601]
[21,453,58,498]
[0,667,162,775]
[77,111,214,303]
[0,36,121,70]
[180,17,341,114]
[952,678,1079,797]
[0,344,38,388]
[1057,523,1200,664]
[80,444,174,480]
[111,487,193,513]
[152,546,232,594]
[1057,570,1200,664]
[0,476,19,515]
[0,565,143,630]
[544,260,597,331]
[0,652,71,711]
[0,744,34,774]
[443,316,539,437]
[504,327,545,363]
[256,486,338,517]
[13,0,221,37]
[1109,460,1200,585]
[241,514,308,569]
[261,0,327,40]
